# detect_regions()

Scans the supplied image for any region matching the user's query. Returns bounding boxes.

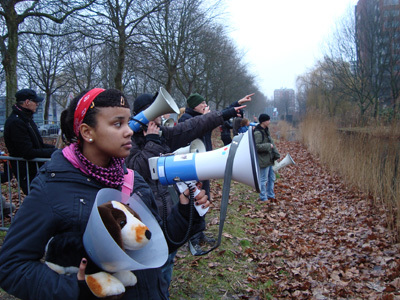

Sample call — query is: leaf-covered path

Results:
[249,138,400,299]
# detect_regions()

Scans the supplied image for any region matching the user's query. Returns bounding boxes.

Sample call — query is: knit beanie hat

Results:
[258,114,270,123]
[187,93,205,109]
[133,93,155,114]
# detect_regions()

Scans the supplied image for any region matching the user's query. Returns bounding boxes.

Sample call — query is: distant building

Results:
[355,0,400,107]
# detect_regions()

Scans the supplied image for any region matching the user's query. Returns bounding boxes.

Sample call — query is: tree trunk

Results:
[114,37,126,91]
[44,92,51,121]
[3,10,20,117]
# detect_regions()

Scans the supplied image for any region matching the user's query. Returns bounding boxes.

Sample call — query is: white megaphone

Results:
[173,138,206,155]
[272,154,296,172]
[129,87,180,132]
[162,118,175,127]
[148,130,261,192]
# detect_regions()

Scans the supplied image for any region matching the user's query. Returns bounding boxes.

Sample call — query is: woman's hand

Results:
[180,186,210,210]
[238,93,254,105]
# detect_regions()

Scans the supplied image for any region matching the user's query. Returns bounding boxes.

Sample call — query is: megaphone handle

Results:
[175,181,209,217]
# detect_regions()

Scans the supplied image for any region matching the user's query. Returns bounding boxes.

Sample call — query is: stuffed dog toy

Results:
[45,200,152,299]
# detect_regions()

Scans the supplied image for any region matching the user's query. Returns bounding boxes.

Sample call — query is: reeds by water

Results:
[299,115,400,241]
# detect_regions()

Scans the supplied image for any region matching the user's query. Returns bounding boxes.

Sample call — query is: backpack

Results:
[121,168,134,196]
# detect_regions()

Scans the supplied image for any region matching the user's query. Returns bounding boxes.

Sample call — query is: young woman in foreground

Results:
[0,88,209,300]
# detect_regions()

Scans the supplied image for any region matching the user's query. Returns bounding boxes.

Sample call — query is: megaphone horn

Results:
[162,118,175,127]
[272,154,296,172]
[129,87,180,132]
[173,139,206,155]
[148,130,261,192]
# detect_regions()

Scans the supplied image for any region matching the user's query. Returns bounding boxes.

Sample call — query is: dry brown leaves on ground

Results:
[242,139,400,299]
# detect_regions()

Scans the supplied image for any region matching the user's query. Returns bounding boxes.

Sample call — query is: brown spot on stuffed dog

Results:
[45,201,151,299]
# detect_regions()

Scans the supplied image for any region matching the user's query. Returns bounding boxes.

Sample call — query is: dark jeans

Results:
[161,250,177,298]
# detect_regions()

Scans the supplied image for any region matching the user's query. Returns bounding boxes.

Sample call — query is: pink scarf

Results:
[62,143,125,188]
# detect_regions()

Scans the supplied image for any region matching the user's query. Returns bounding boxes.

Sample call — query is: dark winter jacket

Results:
[4,104,56,193]
[125,110,234,217]
[179,107,213,151]
[254,124,280,168]
[220,120,232,137]
[179,101,241,151]
[0,149,203,300]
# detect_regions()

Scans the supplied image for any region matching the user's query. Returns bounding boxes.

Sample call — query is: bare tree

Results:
[0,0,95,116]
[323,3,389,123]
[296,75,310,119]
[174,21,257,109]
[19,20,70,121]
[73,0,170,92]
[132,0,214,95]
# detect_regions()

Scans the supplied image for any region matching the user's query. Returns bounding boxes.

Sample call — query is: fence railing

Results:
[0,156,51,231]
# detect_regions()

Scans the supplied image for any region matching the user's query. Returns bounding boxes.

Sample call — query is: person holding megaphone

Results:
[178,92,254,255]
[0,88,211,300]
[125,91,249,293]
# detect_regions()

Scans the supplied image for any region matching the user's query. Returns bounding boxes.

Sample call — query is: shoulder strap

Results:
[121,168,134,196]
[198,133,242,256]
[255,127,265,143]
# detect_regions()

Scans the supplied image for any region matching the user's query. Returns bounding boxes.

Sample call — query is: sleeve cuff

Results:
[221,107,237,120]
[146,134,161,144]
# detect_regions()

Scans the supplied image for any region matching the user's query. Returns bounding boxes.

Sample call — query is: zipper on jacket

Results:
[78,198,86,221]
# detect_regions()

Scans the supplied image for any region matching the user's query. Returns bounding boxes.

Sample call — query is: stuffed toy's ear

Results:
[98,202,125,250]
[110,201,152,251]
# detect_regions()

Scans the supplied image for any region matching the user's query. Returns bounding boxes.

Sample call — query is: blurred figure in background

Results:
[4,89,56,194]
[220,119,233,145]
[232,109,244,136]
[254,113,280,202]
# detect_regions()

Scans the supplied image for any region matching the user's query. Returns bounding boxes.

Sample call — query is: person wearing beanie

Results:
[125,91,248,292]
[186,93,206,110]
[254,113,280,202]
[178,92,254,255]
[4,88,56,195]
[258,113,270,123]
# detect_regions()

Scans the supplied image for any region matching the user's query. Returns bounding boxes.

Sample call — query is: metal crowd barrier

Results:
[0,156,51,231]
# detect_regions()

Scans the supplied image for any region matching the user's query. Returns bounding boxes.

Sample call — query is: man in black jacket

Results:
[4,89,56,194]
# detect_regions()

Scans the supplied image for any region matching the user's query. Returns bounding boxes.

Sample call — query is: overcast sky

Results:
[222,0,358,99]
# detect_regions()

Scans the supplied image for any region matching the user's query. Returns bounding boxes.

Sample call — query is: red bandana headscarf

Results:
[73,88,105,137]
